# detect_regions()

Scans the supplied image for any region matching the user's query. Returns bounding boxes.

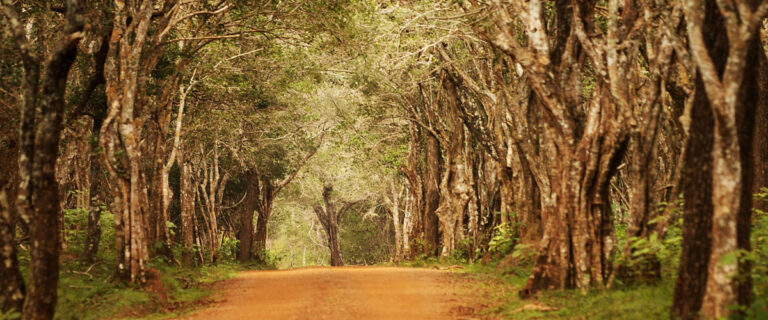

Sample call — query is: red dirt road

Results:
[179,266,471,320]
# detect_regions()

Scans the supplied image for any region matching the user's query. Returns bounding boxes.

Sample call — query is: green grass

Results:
[53,260,242,320]
[441,260,674,320]
[386,255,677,319]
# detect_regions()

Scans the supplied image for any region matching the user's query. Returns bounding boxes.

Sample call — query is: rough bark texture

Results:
[388,180,404,262]
[423,132,441,256]
[434,78,471,257]
[732,32,760,312]
[1,0,85,317]
[753,38,768,211]
[100,0,156,283]
[672,2,723,317]
[678,0,765,317]
[671,76,717,320]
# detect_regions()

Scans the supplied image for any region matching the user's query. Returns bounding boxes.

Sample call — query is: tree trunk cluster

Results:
[391,1,768,318]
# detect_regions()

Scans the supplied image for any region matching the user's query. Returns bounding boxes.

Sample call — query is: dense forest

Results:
[1,0,768,319]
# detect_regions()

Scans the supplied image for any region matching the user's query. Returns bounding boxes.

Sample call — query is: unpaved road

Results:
[179,266,473,320]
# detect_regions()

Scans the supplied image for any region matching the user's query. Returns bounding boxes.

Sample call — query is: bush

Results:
[488,222,517,257]
[746,187,768,318]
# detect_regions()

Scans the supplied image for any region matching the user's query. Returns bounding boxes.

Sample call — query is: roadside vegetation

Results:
[396,192,768,319]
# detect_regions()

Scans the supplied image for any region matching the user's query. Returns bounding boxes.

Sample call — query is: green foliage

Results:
[54,261,240,320]
[340,208,391,265]
[253,249,282,270]
[217,237,240,262]
[614,197,684,281]
[449,237,476,263]
[62,205,89,251]
[424,260,673,320]
[746,188,768,318]
[488,222,518,256]
[0,310,20,320]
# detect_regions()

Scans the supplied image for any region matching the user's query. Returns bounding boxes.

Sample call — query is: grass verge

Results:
[52,260,242,320]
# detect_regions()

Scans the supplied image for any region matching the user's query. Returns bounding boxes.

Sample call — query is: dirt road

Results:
[179,266,473,320]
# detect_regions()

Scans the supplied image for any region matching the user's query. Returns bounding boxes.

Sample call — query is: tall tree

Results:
[674,0,768,318]
[1,0,85,317]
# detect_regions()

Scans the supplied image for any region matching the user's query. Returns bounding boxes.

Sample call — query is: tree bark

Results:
[434,77,471,257]
[388,179,404,262]
[1,0,85,316]
[0,188,24,313]
[179,146,196,266]
[238,170,259,262]
[253,179,274,262]
[100,0,156,283]
[753,37,768,212]
[83,143,103,264]
[675,1,765,317]
[423,131,441,256]
[671,56,718,320]
[401,123,424,258]
[672,2,726,318]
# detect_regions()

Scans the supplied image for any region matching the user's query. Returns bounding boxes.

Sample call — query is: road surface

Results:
[179,266,474,320]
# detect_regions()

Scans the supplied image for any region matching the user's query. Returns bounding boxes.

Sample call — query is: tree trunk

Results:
[511,145,541,244]
[253,187,274,262]
[671,8,721,319]
[313,185,360,267]
[423,131,441,256]
[732,32,761,311]
[83,147,103,264]
[754,50,768,211]
[401,123,424,258]
[434,78,471,257]
[179,147,196,266]
[0,188,25,313]
[673,1,763,317]
[238,170,259,262]
[620,127,663,283]
[2,1,86,317]
[327,221,343,266]
[100,0,156,283]
[520,86,626,297]
[389,180,403,262]
[0,68,24,313]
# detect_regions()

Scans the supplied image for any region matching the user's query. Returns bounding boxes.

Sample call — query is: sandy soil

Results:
[178,266,471,320]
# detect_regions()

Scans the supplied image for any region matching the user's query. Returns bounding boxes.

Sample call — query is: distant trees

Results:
[313,185,365,266]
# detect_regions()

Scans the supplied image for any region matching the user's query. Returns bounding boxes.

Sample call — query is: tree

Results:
[673,0,768,318]
[1,0,84,317]
[313,185,363,266]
